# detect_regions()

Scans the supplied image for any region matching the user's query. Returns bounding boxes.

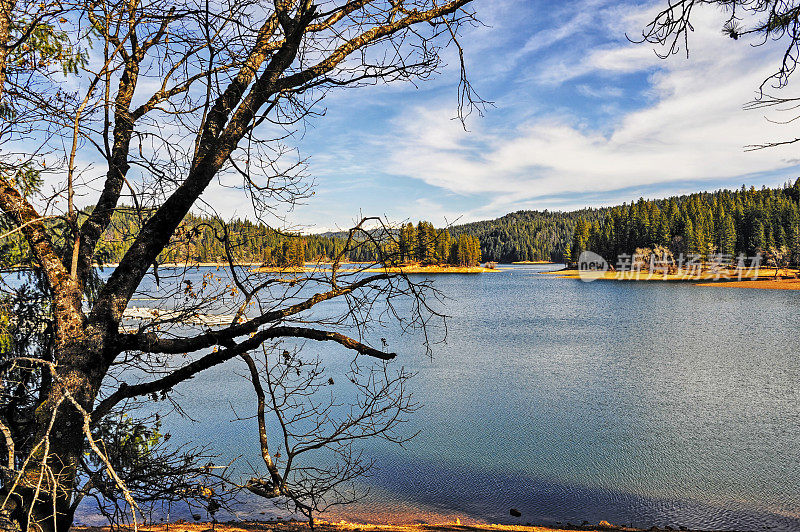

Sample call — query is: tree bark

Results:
[0,2,476,530]
[17,338,110,532]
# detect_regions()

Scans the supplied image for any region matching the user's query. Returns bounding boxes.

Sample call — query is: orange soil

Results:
[359,265,500,274]
[695,277,800,290]
[72,521,643,532]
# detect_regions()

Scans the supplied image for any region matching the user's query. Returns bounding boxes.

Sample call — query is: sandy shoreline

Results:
[249,265,502,274]
[695,277,800,290]
[357,265,501,274]
[94,262,264,268]
[71,520,685,532]
[91,263,501,274]
[544,268,800,290]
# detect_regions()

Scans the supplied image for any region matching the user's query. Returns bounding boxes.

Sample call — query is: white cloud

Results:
[380,3,800,217]
[577,84,624,99]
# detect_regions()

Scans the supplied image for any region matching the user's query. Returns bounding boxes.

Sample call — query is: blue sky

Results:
[219,0,798,233]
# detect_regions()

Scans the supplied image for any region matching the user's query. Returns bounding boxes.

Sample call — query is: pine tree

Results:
[570,219,589,263]
[471,235,481,265]
[789,211,800,265]
[399,223,416,263]
[416,221,436,264]
[752,221,767,253]
[721,215,736,256]
[436,230,452,264]
[684,217,697,255]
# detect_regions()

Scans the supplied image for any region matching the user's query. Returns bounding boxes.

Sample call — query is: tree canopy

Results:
[0,1,478,531]
[570,180,800,267]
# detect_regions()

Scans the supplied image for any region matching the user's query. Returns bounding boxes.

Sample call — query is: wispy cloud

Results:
[576,84,624,99]
[375,3,800,219]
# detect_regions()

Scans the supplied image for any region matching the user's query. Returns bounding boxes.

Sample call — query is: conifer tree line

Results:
[5,181,799,271]
[394,221,481,266]
[97,210,342,266]
[448,209,607,263]
[0,208,596,267]
[261,238,307,267]
[1,211,485,268]
[0,208,347,268]
[568,180,800,267]
[97,215,483,267]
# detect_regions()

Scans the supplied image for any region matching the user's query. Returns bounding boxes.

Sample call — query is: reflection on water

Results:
[77,265,799,530]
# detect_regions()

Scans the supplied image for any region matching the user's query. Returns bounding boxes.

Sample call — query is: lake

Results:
[80,264,800,531]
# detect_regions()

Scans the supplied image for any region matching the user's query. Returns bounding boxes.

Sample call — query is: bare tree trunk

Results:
[0,2,477,530]
[13,331,110,532]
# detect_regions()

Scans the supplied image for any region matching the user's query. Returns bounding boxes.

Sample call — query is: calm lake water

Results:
[78,264,799,530]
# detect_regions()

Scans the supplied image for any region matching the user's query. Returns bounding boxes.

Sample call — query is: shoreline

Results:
[89,263,502,274]
[93,262,264,268]
[695,277,800,290]
[71,520,702,532]
[249,265,503,274]
[357,265,501,274]
[544,268,800,290]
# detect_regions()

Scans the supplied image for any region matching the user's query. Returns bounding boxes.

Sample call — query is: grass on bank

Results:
[544,267,800,290]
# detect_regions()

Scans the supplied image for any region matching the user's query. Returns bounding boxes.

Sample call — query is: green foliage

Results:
[415,221,437,264]
[83,413,227,515]
[263,237,307,267]
[576,180,800,265]
[398,223,415,262]
[8,163,43,198]
[386,221,479,266]
[435,229,452,264]
[451,234,481,266]
[0,163,44,267]
[92,209,346,265]
[569,218,590,263]
[8,18,87,76]
[449,209,607,263]
[0,305,12,356]
[90,415,169,473]
[6,180,799,270]
[96,213,483,267]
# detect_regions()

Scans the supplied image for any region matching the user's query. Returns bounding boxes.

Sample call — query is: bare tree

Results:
[240,345,417,526]
[766,244,790,277]
[638,1,800,149]
[0,1,479,531]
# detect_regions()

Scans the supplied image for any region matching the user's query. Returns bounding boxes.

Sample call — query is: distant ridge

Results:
[448,208,607,263]
[34,180,797,267]
[315,209,607,263]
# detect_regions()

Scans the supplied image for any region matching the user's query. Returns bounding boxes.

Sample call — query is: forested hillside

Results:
[318,210,606,264]
[0,208,355,268]
[92,209,592,265]
[570,180,800,266]
[392,221,482,266]
[94,210,350,264]
[4,182,799,269]
[448,209,607,263]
